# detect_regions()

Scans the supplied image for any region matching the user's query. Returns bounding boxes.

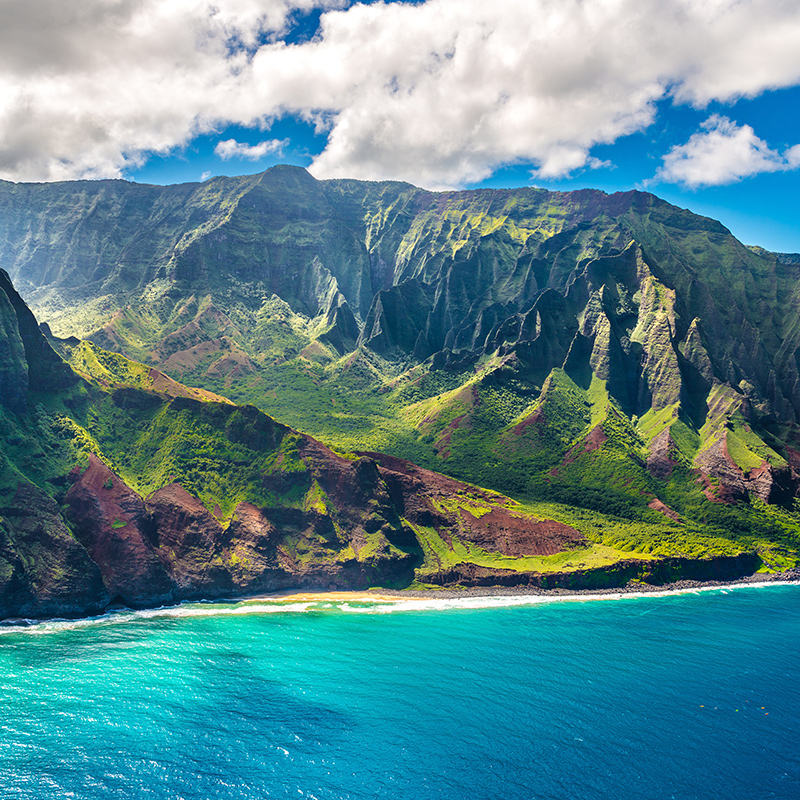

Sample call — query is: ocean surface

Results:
[1,585,799,800]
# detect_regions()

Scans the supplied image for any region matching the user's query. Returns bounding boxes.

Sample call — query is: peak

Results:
[261,164,315,180]
[265,163,311,174]
[252,164,319,191]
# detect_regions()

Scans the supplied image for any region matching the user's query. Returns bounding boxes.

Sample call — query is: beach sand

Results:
[3,571,798,630]
[256,590,407,603]
[250,569,800,606]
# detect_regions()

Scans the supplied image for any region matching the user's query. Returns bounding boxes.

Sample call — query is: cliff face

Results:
[0,270,106,617]
[3,168,798,418]
[3,167,797,425]
[0,269,76,413]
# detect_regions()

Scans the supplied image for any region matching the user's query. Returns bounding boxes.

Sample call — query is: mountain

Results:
[0,167,799,616]
[8,267,740,621]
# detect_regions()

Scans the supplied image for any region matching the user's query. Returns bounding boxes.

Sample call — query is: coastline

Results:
[256,568,800,605]
[2,569,799,630]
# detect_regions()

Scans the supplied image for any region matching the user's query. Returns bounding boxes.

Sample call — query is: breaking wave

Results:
[1,580,796,636]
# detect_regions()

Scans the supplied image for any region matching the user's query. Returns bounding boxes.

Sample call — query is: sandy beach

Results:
[255,590,408,603]
[252,568,800,606]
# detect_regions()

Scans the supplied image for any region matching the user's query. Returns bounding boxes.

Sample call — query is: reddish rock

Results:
[555,425,608,473]
[358,451,584,557]
[784,446,800,471]
[64,454,174,607]
[1,481,109,618]
[694,435,800,505]
[647,427,678,479]
[222,502,289,593]
[145,483,233,599]
[647,498,681,521]
[433,413,469,459]
[744,462,799,505]
[301,439,414,548]
[694,437,749,502]
[457,507,584,556]
[511,408,545,436]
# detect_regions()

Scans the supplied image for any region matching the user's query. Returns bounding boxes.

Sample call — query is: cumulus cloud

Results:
[656,116,800,187]
[0,0,339,181]
[214,138,288,159]
[1,0,800,185]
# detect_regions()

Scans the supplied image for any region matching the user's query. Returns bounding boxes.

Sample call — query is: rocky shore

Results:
[393,567,800,600]
[3,569,798,626]
[237,567,800,606]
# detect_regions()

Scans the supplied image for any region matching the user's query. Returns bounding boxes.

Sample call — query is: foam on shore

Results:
[1,579,797,636]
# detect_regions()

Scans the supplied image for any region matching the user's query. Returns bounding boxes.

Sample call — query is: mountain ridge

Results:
[1,168,800,618]
[4,267,740,620]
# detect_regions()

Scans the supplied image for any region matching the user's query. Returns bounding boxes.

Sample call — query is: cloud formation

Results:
[656,116,800,187]
[215,138,288,159]
[1,0,800,186]
[0,0,338,181]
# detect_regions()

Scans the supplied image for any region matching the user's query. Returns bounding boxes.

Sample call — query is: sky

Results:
[1,0,799,251]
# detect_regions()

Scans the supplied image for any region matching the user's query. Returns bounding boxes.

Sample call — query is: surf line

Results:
[2,580,798,635]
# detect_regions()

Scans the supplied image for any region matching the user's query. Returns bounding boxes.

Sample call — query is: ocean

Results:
[1,584,798,799]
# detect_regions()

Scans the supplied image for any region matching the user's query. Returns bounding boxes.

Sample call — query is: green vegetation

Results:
[3,165,800,597]
[53,329,800,577]
[409,517,658,580]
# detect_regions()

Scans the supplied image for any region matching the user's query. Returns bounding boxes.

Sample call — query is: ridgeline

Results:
[1,166,799,618]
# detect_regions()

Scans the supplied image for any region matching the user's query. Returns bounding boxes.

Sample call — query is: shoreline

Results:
[2,569,799,629]
[253,568,800,605]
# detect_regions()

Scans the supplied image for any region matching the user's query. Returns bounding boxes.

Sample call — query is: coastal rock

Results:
[363,451,584,556]
[145,483,233,600]
[1,195,799,623]
[221,502,291,593]
[64,454,175,608]
[424,552,761,590]
[0,482,109,619]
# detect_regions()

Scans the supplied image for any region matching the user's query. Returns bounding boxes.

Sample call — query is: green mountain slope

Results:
[8,268,760,620]
[2,168,800,587]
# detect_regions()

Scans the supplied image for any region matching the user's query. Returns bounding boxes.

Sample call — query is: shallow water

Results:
[1,584,798,799]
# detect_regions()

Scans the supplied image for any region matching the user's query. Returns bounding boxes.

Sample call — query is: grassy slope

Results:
[2,368,423,580]
[262,358,800,571]
[6,171,800,576]
[55,345,800,576]
[4,347,633,584]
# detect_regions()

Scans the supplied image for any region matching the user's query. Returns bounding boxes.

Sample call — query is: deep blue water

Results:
[1,585,799,800]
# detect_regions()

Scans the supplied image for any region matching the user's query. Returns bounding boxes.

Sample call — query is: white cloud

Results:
[1,0,800,185]
[214,138,288,160]
[0,0,339,181]
[656,116,800,187]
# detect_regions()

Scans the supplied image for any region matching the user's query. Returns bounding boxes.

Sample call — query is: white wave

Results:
[0,600,320,636]
[332,580,800,614]
[1,580,797,635]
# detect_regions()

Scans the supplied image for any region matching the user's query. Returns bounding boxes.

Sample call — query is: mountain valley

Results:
[1,166,799,617]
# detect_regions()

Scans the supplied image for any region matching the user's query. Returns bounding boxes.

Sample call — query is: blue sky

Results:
[132,83,800,252]
[2,0,799,251]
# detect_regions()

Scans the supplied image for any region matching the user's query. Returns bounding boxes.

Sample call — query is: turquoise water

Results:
[1,585,799,799]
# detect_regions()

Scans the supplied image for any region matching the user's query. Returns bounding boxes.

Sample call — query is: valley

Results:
[1,166,799,617]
